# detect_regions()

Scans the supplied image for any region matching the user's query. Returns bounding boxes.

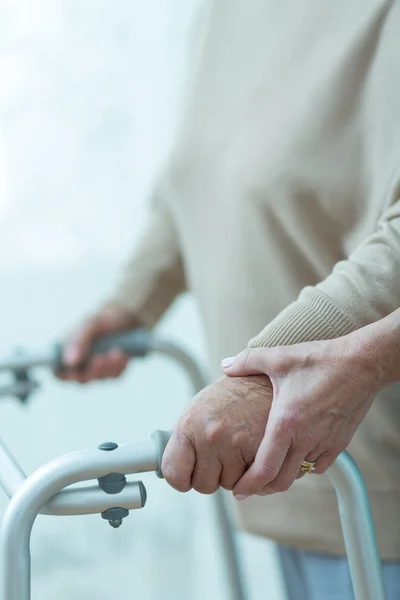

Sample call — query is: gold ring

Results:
[300,460,316,475]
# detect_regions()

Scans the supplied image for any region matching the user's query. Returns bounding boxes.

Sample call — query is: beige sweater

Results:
[110,0,400,558]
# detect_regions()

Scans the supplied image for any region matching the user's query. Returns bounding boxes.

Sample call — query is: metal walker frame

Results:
[0,329,386,600]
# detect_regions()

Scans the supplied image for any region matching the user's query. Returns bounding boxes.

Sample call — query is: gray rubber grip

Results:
[54,328,151,370]
[90,329,151,357]
[151,430,173,479]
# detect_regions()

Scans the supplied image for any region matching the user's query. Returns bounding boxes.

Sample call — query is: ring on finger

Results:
[300,459,317,475]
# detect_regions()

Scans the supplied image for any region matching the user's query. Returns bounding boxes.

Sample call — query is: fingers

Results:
[233,418,290,498]
[63,318,102,368]
[58,309,134,383]
[59,349,130,383]
[235,444,326,496]
[301,445,340,476]
[295,449,319,480]
[245,446,337,494]
[257,446,309,495]
[221,347,288,380]
[62,306,130,369]
[161,429,196,493]
[234,443,338,497]
[191,452,222,494]
[219,448,249,491]
[222,348,274,377]
[309,450,339,474]
[163,437,246,495]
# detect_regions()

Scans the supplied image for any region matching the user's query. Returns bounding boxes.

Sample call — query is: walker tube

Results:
[0,437,158,600]
[327,453,386,600]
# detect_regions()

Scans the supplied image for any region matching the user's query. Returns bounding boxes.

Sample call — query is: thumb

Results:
[221,348,274,377]
[63,320,99,367]
[161,429,196,493]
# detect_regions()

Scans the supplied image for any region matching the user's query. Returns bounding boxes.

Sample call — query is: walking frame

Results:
[0,329,386,600]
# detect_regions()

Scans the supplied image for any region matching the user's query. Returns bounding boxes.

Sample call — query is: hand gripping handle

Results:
[54,328,152,370]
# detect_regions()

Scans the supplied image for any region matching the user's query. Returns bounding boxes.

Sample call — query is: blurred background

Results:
[0,1,285,598]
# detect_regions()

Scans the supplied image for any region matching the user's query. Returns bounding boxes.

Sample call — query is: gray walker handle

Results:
[0,329,152,402]
[0,332,387,600]
[54,328,152,370]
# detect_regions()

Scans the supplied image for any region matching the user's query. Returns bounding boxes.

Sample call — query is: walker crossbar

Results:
[0,438,146,516]
[0,434,164,600]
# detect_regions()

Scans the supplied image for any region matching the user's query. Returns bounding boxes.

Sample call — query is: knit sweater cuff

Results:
[249,288,357,348]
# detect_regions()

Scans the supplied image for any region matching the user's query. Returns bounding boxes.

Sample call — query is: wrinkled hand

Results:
[223,334,381,499]
[161,375,273,494]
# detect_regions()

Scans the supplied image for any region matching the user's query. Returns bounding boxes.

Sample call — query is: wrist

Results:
[347,316,400,389]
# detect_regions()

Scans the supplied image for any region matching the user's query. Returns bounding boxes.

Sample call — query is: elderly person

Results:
[60,2,400,598]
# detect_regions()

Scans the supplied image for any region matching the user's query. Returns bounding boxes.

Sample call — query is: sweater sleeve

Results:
[106,190,186,329]
[249,198,400,348]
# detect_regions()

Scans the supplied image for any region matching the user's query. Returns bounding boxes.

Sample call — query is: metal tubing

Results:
[149,338,208,394]
[0,349,55,373]
[0,381,39,399]
[327,453,386,600]
[41,481,145,516]
[0,438,26,497]
[0,439,158,600]
[0,439,145,516]
[211,491,248,600]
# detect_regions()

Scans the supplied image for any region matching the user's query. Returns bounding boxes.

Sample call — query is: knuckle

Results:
[270,348,290,372]
[255,462,279,483]
[301,431,318,449]
[273,479,292,493]
[204,420,225,445]
[259,475,292,495]
[241,348,253,370]
[314,465,327,475]
[277,413,299,438]
[315,451,338,474]
[221,482,234,491]
[162,465,191,493]
[337,439,350,453]
[178,412,194,436]
[92,356,104,370]
[314,461,327,474]
[108,365,121,376]
[231,430,248,450]
[221,467,245,491]
[192,480,219,495]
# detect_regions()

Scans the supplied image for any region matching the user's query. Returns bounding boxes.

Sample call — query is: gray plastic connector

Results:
[151,430,173,479]
[98,441,130,528]
[101,507,129,528]
[98,472,126,494]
